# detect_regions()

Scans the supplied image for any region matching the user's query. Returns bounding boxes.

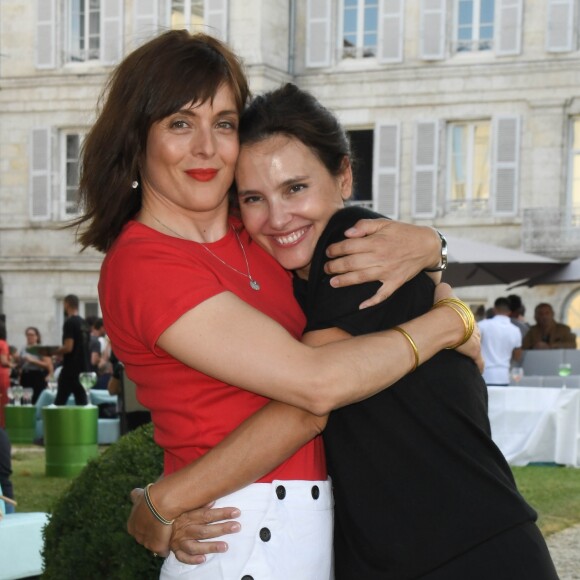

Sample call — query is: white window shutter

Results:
[204,0,228,42]
[495,0,522,56]
[419,0,446,61]
[36,0,56,69]
[373,122,400,218]
[102,0,123,65]
[134,0,159,44]
[306,0,332,68]
[30,128,53,221]
[412,121,439,218]
[492,116,520,216]
[546,0,574,52]
[378,0,404,63]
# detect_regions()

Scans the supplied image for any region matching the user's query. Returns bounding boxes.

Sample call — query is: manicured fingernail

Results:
[330,278,339,287]
[231,508,241,517]
[230,522,241,532]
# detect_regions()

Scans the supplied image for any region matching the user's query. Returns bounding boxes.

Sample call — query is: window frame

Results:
[340,0,380,60]
[445,119,492,216]
[66,0,102,64]
[453,0,495,53]
[59,129,87,220]
[568,117,580,211]
[167,0,204,30]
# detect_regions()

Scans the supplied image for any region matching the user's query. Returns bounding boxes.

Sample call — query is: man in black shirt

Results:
[54,295,91,405]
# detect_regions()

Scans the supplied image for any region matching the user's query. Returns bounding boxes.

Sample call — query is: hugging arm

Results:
[129,401,328,561]
[326,219,444,308]
[129,284,480,559]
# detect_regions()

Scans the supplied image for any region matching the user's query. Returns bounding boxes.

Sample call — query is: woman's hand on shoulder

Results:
[324,218,441,309]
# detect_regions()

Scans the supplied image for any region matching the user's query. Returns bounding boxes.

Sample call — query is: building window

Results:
[62,132,85,217]
[447,121,491,214]
[342,0,379,58]
[455,0,495,52]
[68,0,101,62]
[570,118,580,209]
[170,0,204,30]
[347,130,374,207]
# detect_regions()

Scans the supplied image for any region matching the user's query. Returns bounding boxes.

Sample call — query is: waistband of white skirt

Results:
[213,478,333,510]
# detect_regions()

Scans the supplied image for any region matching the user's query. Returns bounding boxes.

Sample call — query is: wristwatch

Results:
[424,230,448,272]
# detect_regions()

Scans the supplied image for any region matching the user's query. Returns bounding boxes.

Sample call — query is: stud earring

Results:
[131,180,139,189]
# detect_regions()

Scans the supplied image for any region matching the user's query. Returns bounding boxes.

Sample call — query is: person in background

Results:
[17,327,53,404]
[86,315,102,374]
[478,297,523,386]
[507,293,529,340]
[0,322,12,428]
[0,427,15,515]
[523,302,577,350]
[53,295,91,405]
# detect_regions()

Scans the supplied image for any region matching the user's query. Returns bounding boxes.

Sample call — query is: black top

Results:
[293,207,536,579]
[60,315,91,379]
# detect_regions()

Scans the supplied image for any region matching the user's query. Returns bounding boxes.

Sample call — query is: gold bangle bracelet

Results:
[435,299,474,348]
[144,483,175,526]
[392,326,420,373]
[432,298,475,348]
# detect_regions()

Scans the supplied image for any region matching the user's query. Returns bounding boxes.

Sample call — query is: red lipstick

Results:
[186,169,218,182]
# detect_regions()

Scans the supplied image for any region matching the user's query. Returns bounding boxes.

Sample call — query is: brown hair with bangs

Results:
[75,30,250,253]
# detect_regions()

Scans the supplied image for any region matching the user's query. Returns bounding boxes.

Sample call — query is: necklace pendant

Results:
[250,279,261,291]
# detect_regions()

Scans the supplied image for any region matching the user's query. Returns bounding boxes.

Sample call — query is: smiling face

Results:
[141,83,240,223]
[236,134,352,279]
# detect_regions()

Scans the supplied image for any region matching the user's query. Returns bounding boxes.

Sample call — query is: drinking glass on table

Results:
[12,385,24,406]
[22,388,33,405]
[78,372,97,405]
[558,363,572,388]
[510,366,524,385]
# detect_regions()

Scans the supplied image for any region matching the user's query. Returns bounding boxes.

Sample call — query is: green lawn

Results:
[10,445,580,537]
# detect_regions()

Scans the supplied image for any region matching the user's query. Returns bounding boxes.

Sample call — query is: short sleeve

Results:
[100,228,226,353]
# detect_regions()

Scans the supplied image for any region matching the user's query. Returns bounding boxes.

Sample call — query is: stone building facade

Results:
[1,0,580,345]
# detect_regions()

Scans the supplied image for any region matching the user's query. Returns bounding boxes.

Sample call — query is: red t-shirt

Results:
[99,219,326,481]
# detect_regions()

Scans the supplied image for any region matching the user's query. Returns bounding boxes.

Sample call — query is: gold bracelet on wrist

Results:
[432,298,475,349]
[144,483,175,526]
[392,326,420,373]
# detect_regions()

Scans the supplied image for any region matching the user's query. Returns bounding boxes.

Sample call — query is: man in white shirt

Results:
[478,297,523,386]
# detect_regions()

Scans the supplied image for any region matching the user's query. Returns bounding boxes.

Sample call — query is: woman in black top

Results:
[232,83,558,579]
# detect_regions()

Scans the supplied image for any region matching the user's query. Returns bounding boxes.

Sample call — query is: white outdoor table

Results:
[488,386,580,467]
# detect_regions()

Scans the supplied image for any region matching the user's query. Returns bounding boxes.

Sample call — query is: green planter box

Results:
[42,406,99,477]
[5,405,37,443]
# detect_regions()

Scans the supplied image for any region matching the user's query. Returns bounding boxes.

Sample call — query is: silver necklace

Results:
[144,209,261,291]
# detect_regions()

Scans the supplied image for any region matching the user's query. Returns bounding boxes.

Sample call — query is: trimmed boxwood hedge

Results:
[42,423,164,579]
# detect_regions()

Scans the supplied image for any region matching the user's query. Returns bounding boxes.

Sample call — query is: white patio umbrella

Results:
[441,235,562,287]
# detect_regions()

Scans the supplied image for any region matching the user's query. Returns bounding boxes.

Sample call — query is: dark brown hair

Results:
[25,326,42,343]
[238,83,352,179]
[75,30,250,252]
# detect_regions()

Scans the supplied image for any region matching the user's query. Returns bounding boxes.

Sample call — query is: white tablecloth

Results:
[488,386,580,467]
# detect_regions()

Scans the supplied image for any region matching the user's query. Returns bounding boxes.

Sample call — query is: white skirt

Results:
[160,478,334,580]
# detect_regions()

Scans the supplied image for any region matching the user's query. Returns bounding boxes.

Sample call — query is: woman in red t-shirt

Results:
[77,30,480,579]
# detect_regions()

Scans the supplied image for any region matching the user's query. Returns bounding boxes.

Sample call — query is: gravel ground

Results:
[546,524,580,579]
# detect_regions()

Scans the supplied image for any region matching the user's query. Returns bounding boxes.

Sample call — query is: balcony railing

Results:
[523,208,580,260]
